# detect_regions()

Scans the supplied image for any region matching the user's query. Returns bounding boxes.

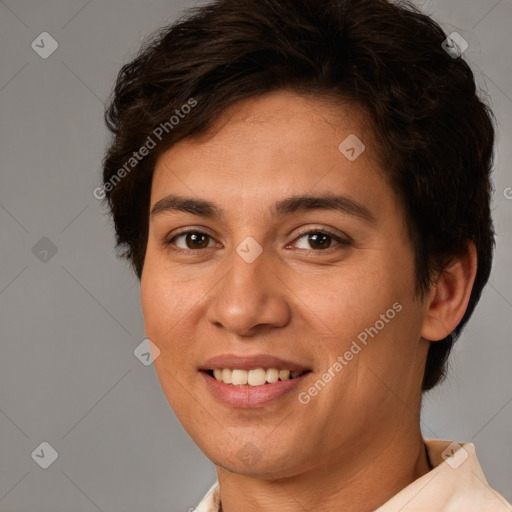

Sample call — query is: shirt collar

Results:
[376,439,511,511]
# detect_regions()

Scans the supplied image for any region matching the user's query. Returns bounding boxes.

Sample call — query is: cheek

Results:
[140,252,193,351]
[312,264,401,333]
[308,252,419,366]
[141,269,169,340]
[140,257,201,408]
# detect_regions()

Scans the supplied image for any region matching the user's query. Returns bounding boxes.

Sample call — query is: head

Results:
[102,0,494,477]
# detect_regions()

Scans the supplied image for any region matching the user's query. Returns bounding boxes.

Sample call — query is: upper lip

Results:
[199,354,310,372]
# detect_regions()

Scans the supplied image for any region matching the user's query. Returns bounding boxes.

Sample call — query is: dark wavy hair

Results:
[102,0,495,391]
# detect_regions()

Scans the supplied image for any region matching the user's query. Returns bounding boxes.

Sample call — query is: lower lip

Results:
[200,371,310,408]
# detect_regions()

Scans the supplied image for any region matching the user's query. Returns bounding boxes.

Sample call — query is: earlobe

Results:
[420,242,478,342]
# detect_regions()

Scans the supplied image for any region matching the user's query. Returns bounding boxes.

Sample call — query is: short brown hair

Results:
[102,0,495,390]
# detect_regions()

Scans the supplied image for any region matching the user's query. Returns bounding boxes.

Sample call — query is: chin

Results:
[199,433,305,478]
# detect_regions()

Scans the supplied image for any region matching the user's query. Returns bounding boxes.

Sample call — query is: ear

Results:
[421,242,478,342]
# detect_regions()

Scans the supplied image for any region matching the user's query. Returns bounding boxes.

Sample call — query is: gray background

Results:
[0,0,511,510]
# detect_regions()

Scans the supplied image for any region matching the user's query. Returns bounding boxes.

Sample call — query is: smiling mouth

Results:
[204,368,311,386]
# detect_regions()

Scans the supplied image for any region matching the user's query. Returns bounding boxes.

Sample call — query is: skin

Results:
[141,90,477,511]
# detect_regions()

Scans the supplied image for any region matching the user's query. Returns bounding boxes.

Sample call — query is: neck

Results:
[216,429,431,512]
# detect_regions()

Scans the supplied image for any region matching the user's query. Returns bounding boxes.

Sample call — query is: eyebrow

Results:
[150,193,376,223]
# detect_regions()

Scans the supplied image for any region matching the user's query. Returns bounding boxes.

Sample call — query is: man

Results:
[101,0,510,509]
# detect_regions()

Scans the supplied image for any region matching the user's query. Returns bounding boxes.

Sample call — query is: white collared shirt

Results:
[193,439,511,511]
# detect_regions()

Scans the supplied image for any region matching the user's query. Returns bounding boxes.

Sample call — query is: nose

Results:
[205,245,291,337]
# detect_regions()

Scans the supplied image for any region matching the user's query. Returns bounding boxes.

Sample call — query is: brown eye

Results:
[185,232,210,249]
[167,231,215,250]
[291,230,350,251]
[306,232,332,250]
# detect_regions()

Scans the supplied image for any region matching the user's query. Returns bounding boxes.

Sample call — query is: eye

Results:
[289,229,350,251]
[167,230,218,250]
[165,228,351,252]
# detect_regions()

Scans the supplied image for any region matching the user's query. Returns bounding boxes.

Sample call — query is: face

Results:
[141,90,430,478]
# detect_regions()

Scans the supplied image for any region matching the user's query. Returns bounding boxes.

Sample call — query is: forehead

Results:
[157,90,375,162]
[151,90,390,218]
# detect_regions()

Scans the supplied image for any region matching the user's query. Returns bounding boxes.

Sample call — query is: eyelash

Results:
[164,227,351,253]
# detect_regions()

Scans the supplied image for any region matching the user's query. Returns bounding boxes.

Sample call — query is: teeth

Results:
[210,367,305,385]
[266,368,279,383]
[248,368,267,386]
[279,369,290,381]
[231,369,248,385]
[222,368,232,384]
